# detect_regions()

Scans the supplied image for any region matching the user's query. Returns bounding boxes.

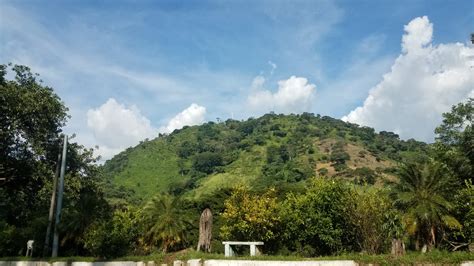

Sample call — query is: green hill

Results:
[101,113,428,204]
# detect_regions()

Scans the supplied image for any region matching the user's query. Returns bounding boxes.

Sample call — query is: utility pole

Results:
[52,135,67,257]
[43,150,62,257]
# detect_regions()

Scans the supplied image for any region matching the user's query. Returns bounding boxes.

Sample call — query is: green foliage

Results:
[84,207,141,258]
[279,178,356,256]
[434,97,473,183]
[0,221,16,255]
[330,141,350,170]
[102,111,428,202]
[391,162,461,250]
[0,64,108,256]
[192,152,224,174]
[143,194,190,252]
[352,167,377,185]
[174,250,474,264]
[5,64,473,259]
[445,180,474,250]
[0,64,69,252]
[220,185,280,244]
[349,186,400,254]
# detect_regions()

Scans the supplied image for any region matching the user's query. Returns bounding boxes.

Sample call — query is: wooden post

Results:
[197,208,212,252]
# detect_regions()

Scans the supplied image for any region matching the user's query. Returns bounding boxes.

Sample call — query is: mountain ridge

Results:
[101,113,428,204]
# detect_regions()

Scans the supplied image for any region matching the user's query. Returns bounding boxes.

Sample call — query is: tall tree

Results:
[0,64,107,256]
[434,98,473,183]
[0,64,69,255]
[392,162,461,251]
[143,194,189,252]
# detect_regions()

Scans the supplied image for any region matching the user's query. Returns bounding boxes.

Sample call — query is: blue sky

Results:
[1,0,473,160]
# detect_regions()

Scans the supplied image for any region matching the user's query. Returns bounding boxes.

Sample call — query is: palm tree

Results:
[391,161,461,251]
[142,194,189,252]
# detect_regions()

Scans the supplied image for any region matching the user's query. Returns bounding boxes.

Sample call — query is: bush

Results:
[348,186,398,254]
[220,186,281,248]
[84,208,141,258]
[192,152,224,174]
[279,178,356,256]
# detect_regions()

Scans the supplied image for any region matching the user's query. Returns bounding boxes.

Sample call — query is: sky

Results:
[1,0,473,161]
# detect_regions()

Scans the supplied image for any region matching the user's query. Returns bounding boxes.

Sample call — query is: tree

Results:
[445,180,474,251]
[349,186,398,254]
[0,64,107,256]
[391,162,461,252]
[192,152,223,174]
[143,194,189,252]
[279,178,356,256]
[434,98,473,183]
[84,207,141,258]
[220,185,280,244]
[0,64,69,235]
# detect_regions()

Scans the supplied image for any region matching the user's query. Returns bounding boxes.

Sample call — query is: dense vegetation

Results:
[103,105,429,203]
[0,64,472,261]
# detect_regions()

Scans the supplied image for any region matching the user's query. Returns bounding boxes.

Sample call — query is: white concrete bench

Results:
[222,241,264,257]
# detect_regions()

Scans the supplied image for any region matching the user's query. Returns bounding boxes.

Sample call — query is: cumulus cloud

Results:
[343,16,474,142]
[87,98,157,160]
[248,75,316,114]
[87,99,207,160]
[159,103,206,133]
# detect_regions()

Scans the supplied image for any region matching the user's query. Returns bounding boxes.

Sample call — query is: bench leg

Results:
[224,244,230,257]
[225,244,235,257]
[250,245,256,256]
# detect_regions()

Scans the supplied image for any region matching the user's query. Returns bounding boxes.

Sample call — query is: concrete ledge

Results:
[2,260,474,266]
[203,260,358,266]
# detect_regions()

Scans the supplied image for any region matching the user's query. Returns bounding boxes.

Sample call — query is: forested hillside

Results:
[102,113,427,204]
[2,64,472,259]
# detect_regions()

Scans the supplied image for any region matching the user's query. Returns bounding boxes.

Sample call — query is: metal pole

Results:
[52,135,67,257]
[43,150,61,257]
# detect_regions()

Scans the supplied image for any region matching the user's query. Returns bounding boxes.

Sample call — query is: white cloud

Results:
[87,98,156,160]
[159,103,206,133]
[248,75,316,114]
[343,16,474,142]
[86,100,206,160]
[401,16,433,54]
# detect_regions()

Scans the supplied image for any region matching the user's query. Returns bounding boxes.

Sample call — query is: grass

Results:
[0,254,165,263]
[174,250,474,265]
[2,250,473,265]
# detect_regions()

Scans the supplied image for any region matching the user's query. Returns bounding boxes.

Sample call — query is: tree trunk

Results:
[430,225,436,247]
[391,238,405,256]
[197,208,213,252]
